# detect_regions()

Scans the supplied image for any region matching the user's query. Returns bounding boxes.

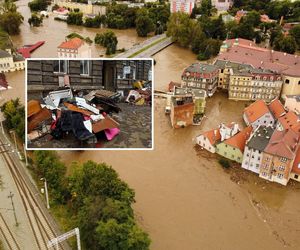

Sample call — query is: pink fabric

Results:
[104,128,120,141]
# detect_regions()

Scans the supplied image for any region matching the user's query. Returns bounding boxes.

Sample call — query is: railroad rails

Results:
[0,136,70,250]
[0,212,21,250]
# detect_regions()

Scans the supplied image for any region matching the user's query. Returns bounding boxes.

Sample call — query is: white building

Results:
[57,38,92,58]
[212,0,233,12]
[243,100,275,129]
[242,126,274,174]
[170,0,195,15]
[0,49,25,73]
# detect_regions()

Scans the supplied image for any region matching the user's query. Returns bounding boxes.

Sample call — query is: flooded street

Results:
[2,3,300,249]
[12,0,147,57]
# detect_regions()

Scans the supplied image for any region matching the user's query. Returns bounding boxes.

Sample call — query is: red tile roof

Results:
[268,99,286,119]
[264,129,299,159]
[0,73,8,89]
[244,100,270,123]
[292,147,300,175]
[58,38,84,49]
[217,39,300,77]
[203,128,221,146]
[278,111,299,130]
[224,126,253,152]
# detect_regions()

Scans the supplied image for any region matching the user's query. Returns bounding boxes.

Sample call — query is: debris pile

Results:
[27,89,122,145]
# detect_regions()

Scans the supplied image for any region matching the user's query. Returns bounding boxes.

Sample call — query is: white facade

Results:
[241,146,262,174]
[57,43,91,58]
[243,112,275,129]
[212,0,233,12]
[170,0,195,15]
[196,134,217,153]
[285,96,300,114]
[0,49,25,73]
[219,123,239,141]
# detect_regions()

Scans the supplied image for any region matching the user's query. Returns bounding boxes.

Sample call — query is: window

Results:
[295,174,298,179]
[281,157,287,163]
[53,60,68,73]
[256,164,259,168]
[278,166,285,171]
[285,79,290,84]
[298,81,300,85]
[277,173,283,179]
[80,60,90,75]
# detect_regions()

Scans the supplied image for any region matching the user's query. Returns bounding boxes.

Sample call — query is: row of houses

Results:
[181,38,300,102]
[196,98,300,186]
[0,49,25,73]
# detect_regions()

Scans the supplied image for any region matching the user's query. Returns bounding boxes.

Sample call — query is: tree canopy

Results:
[0,0,23,35]
[95,31,118,55]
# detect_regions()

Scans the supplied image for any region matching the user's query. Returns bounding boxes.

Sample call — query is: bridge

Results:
[116,34,173,58]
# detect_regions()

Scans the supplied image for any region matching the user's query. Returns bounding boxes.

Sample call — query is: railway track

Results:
[0,137,69,250]
[0,212,21,250]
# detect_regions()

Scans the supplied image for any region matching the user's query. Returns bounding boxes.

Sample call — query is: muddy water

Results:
[3,3,300,249]
[12,0,147,57]
[60,46,300,250]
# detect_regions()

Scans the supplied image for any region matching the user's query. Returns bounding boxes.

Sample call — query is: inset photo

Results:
[26,59,153,149]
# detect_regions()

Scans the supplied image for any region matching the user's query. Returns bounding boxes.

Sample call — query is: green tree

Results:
[1,99,25,141]
[95,31,118,55]
[28,0,50,12]
[199,0,216,17]
[28,13,43,27]
[290,24,300,48]
[274,35,297,54]
[243,10,261,27]
[67,12,83,25]
[0,1,23,35]
[0,29,13,50]
[135,15,155,37]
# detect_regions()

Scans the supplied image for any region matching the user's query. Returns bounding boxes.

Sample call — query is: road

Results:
[0,130,71,250]
[115,34,173,58]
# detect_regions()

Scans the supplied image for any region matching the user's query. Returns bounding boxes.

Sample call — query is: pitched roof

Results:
[278,111,299,130]
[224,126,253,152]
[292,147,300,175]
[58,37,84,49]
[244,100,270,123]
[268,99,286,119]
[184,63,218,74]
[202,128,221,146]
[264,129,299,159]
[0,49,11,58]
[217,39,300,77]
[247,126,274,151]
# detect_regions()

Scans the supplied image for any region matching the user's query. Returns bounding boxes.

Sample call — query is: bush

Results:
[28,0,50,12]
[95,31,118,55]
[28,14,43,27]
[67,12,83,25]
[218,158,231,169]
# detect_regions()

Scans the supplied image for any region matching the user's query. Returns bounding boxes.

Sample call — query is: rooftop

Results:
[292,147,300,175]
[244,100,270,123]
[202,128,221,146]
[0,49,11,58]
[217,38,300,77]
[224,126,253,152]
[278,111,299,130]
[264,128,299,159]
[269,99,286,119]
[183,63,218,74]
[58,38,84,50]
[247,126,274,152]
[286,95,300,103]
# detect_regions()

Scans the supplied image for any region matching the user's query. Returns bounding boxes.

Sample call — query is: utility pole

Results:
[41,178,50,209]
[7,191,18,227]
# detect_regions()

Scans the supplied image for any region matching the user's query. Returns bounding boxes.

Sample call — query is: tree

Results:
[290,25,300,49]
[198,0,216,17]
[67,12,83,25]
[135,15,155,37]
[28,13,43,27]
[95,31,118,55]
[28,0,50,12]
[0,29,13,49]
[167,12,198,47]
[243,10,261,27]
[0,1,23,35]
[1,99,25,141]
[274,35,297,54]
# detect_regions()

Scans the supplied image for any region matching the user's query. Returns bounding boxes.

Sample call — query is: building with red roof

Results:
[217,38,300,99]
[276,111,299,131]
[243,100,275,129]
[290,147,300,182]
[57,38,91,58]
[260,128,300,185]
[216,126,253,163]
[268,98,286,119]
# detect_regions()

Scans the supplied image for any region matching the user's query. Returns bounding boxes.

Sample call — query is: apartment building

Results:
[242,126,274,174]
[243,100,275,129]
[0,49,25,73]
[260,129,299,186]
[181,63,219,97]
[285,95,300,114]
[57,38,92,58]
[170,0,195,15]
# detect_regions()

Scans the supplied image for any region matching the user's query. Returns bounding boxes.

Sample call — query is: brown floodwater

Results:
[3,2,300,249]
[12,0,147,57]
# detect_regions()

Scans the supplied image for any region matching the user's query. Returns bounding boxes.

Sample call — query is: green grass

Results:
[128,36,168,58]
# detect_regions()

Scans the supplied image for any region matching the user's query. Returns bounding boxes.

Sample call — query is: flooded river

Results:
[3,2,300,250]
